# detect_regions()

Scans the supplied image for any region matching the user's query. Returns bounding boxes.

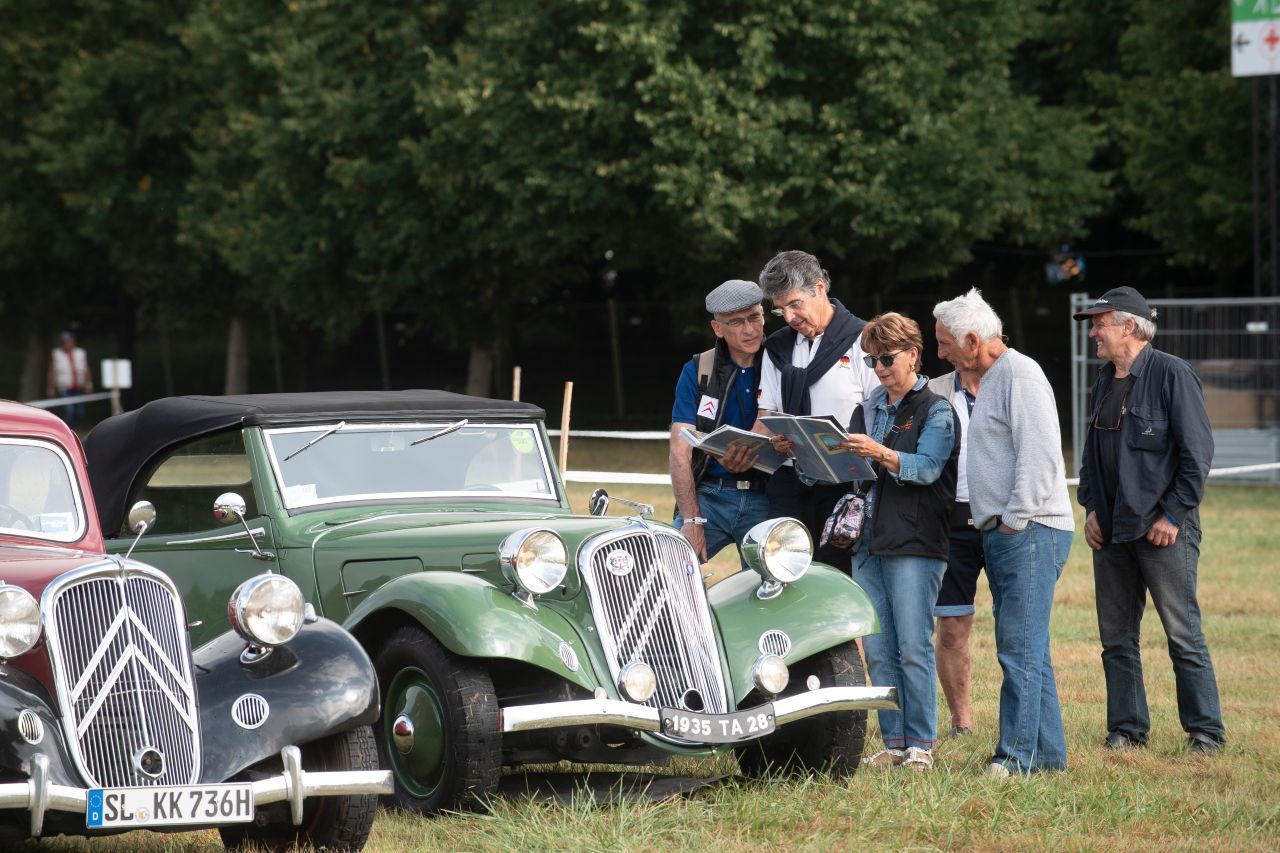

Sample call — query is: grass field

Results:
[38,438,1280,850]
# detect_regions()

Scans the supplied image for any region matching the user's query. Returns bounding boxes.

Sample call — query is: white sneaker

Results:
[986,761,1012,779]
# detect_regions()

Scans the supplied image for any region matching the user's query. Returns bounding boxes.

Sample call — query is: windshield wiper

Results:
[283,421,347,462]
[410,419,468,446]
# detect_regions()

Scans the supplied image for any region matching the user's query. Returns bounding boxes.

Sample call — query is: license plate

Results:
[660,704,775,743]
[86,783,254,828]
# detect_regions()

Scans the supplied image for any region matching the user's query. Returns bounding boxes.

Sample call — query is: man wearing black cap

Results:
[669,280,770,564]
[1074,286,1225,756]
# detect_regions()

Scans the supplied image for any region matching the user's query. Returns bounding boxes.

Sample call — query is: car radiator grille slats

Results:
[46,568,200,787]
[581,527,727,716]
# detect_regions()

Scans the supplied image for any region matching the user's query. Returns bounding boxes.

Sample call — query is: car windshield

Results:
[263,422,557,509]
[0,438,85,542]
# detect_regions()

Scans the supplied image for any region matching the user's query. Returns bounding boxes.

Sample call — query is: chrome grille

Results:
[579,525,727,717]
[44,562,200,787]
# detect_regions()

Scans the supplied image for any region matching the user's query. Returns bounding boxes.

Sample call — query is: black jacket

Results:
[849,385,959,560]
[1077,344,1214,544]
[690,338,763,483]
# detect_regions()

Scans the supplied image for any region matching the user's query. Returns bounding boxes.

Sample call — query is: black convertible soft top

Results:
[84,390,546,536]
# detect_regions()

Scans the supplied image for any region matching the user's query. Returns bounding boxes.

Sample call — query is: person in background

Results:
[927,364,985,740]
[669,280,770,564]
[752,250,879,570]
[933,288,1074,777]
[840,312,958,771]
[1074,286,1224,756]
[47,331,93,428]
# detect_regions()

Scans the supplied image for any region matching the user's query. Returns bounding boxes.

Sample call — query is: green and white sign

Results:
[1233,1,1280,77]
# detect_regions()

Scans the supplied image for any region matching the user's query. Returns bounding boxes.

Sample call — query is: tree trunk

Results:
[20,332,47,402]
[465,342,494,397]
[224,315,251,395]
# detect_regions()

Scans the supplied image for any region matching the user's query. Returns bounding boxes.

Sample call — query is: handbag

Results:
[820,487,869,550]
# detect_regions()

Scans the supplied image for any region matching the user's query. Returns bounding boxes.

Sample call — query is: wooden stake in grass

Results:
[559,380,573,476]
[512,366,521,402]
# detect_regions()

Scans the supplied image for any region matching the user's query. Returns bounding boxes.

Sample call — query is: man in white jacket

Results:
[47,331,93,428]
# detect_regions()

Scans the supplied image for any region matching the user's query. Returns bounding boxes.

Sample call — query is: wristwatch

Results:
[684,517,707,526]
[880,448,892,462]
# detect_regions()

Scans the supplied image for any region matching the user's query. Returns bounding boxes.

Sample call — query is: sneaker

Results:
[949,725,973,739]
[861,748,905,769]
[1187,732,1224,755]
[902,747,933,771]
[1103,731,1143,751]
[986,761,1011,779]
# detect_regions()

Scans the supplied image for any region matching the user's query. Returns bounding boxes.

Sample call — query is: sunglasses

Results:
[863,350,908,369]
[1090,386,1132,432]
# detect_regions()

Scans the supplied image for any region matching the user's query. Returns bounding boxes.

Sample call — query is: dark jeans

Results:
[1093,519,1224,743]
[765,465,850,571]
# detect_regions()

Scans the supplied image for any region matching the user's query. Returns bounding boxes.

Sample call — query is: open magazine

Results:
[759,414,877,484]
[678,425,788,475]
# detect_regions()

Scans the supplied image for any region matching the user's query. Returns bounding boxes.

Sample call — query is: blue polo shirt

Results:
[672,358,759,480]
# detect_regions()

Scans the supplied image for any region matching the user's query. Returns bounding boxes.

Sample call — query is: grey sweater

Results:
[967,349,1074,533]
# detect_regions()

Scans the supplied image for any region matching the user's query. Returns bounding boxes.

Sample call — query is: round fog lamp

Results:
[228,575,305,646]
[618,661,657,703]
[0,585,41,658]
[752,654,790,696]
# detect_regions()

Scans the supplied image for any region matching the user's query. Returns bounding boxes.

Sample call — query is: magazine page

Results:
[680,425,787,474]
[760,414,877,483]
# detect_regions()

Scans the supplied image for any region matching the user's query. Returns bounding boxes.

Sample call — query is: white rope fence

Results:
[25,391,117,409]
[556,429,1280,487]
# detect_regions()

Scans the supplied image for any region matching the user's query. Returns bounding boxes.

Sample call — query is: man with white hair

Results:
[1073,286,1223,756]
[933,288,1074,777]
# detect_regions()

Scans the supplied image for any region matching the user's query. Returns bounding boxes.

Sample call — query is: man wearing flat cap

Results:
[1075,286,1225,756]
[669,280,770,564]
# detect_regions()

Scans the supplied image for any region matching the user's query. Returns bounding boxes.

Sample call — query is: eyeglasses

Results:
[863,350,908,369]
[717,312,765,330]
[770,297,809,317]
[1090,386,1132,431]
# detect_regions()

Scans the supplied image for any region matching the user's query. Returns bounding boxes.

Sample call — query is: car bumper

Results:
[500,684,898,739]
[0,747,393,837]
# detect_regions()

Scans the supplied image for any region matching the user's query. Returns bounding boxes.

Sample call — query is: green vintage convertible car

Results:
[84,391,894,813]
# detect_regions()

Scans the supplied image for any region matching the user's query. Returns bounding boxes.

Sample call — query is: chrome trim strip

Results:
[165,527,265,545]
[499,685,898,735]
[0,753,392,836]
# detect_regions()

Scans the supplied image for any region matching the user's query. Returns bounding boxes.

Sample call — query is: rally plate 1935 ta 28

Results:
[660,705,776,743]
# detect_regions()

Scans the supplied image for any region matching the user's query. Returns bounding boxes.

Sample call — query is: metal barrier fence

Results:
[1070,294,1280,484]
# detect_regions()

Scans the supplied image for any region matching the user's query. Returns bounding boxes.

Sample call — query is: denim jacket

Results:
[1077,345,1214,544]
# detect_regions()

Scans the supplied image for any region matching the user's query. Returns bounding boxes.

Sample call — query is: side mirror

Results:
[127,501,156,535]
[214,492,248,525]
[588,489,609,517]
[212,492,275,563]
[123,501,156,561]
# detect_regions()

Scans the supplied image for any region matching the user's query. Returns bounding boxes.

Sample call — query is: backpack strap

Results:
[695,348,716,394]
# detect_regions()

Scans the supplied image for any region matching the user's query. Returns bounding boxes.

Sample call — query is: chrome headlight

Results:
[752,654,790,696]
[227,575,305,646]
[618,661,657,703]
[742,518,812,584]
[0,585,41,658]
[499,528,568,596]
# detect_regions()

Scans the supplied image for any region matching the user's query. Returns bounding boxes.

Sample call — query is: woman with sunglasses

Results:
[838,312,959,771]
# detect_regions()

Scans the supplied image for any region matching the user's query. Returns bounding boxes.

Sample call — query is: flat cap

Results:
[1072,286,1155,321]
[705,279,763,314]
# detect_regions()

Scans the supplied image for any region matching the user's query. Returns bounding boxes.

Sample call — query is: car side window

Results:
[135,431,258,534]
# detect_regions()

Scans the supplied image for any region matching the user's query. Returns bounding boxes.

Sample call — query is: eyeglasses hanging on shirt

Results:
[1091,382,1133,432]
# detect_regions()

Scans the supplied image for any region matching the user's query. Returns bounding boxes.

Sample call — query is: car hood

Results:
[0,543,112,594]
[299,508,645,555]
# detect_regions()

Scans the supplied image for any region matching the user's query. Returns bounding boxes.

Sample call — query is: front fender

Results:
[194,618,380,783]
[344,572,599,692]
[0,664,81,786]
[708,564,880,703]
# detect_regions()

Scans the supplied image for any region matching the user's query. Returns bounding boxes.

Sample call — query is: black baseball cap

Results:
[1072,286,1154,321]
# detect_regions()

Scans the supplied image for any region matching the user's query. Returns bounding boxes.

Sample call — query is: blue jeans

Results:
[1093,519,1224,743]
[854,545,947,750]
[674,480,770,566]
[984,522,1072,773]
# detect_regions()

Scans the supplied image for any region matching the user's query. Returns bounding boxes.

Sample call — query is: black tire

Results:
[374,625,501,814]
[219,725,380,852]
[735,641,867,778]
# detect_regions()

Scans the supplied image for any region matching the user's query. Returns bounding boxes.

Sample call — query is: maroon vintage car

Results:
[0,401,390,849]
